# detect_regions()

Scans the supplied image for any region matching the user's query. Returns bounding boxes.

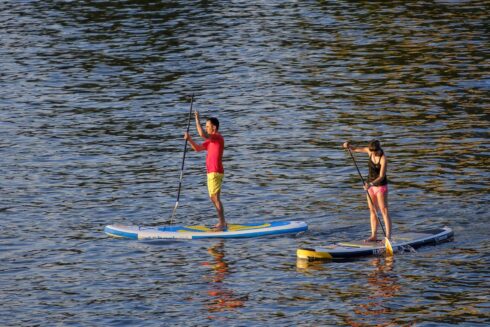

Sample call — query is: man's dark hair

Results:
[207,117,220,130]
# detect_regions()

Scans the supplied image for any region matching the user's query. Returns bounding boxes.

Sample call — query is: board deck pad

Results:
[105,221,307,240]
[297,227,453,260]
[337,232,434,248]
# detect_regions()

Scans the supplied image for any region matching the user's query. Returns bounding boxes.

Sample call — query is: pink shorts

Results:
[368,184,388,198]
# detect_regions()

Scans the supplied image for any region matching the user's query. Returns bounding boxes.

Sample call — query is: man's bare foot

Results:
[212,223,227,232]
[364,236,380,243]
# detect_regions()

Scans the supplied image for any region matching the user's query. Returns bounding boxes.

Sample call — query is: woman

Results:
[342,140,392,241]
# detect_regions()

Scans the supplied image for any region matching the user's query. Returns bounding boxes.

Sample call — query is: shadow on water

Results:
[139,239,188,246]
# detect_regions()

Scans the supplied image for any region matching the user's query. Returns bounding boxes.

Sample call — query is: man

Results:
[184,111,226,231]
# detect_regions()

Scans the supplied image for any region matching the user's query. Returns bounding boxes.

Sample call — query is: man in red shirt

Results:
[184,111,226,231]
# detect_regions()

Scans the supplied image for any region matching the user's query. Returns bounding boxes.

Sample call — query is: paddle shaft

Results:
[346,148,387,237]
[171,94,194,223]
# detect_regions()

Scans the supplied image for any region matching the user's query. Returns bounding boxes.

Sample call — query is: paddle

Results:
[170,94,194,223]
[345,146,394,256]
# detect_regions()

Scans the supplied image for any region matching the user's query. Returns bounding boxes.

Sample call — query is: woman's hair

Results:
[368,139,383,156]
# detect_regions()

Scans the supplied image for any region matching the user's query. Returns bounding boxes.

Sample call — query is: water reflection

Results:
[297,257,401,326]
[296,257,328,272]
[346,257,400,327]
[202,242,246,315]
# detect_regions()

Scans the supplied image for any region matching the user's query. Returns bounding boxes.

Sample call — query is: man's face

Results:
[205,121,216,134]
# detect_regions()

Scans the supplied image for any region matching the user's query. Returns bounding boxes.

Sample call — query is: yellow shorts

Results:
[207,173,224,196]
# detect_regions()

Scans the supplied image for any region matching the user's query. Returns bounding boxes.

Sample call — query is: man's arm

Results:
[185,132,205,151]
[195,111,207,139]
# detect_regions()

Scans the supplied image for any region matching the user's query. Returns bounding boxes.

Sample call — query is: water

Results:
[1,1,489,326]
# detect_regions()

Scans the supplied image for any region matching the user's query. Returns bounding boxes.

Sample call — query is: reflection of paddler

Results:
[203,242,246,313]
[366,257,399,299]
[347,257,400,326]
[206,242,228,283]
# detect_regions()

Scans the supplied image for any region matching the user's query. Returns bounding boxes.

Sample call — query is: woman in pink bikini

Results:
[342,140,392,242]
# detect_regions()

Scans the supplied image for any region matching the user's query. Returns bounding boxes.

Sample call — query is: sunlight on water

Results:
[0,0,488,325]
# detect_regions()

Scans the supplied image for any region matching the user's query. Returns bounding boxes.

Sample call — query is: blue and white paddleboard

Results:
[105,221,307,240]
[297,226,453,260]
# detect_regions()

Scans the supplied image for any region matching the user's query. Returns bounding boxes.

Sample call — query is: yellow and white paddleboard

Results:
[105,221,307,240]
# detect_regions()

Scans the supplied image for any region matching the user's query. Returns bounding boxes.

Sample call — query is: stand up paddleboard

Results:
[105,221,307,240]
[297,226,453,260]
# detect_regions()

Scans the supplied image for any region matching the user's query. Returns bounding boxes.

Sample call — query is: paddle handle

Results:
[179,93,195,189]
[171,94,194,223]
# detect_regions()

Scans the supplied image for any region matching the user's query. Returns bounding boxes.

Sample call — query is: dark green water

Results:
[1,1,488,326]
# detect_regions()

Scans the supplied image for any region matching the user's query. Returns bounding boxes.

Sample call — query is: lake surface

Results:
[1,1,489,326]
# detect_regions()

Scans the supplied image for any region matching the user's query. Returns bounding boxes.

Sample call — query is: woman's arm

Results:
[342,141,369,153]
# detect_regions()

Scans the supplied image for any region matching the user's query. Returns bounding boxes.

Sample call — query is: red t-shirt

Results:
[202,133,224,174]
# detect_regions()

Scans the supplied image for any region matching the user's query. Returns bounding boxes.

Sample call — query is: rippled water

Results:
[1,1,489,326]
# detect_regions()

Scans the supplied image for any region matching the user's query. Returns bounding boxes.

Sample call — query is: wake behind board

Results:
[297,226,453,260]
[105,221,307,240]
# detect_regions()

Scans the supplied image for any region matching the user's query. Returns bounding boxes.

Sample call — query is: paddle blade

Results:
[385,237,394,256]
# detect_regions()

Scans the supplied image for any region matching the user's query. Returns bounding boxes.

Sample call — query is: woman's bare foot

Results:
[364,236,379,243]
